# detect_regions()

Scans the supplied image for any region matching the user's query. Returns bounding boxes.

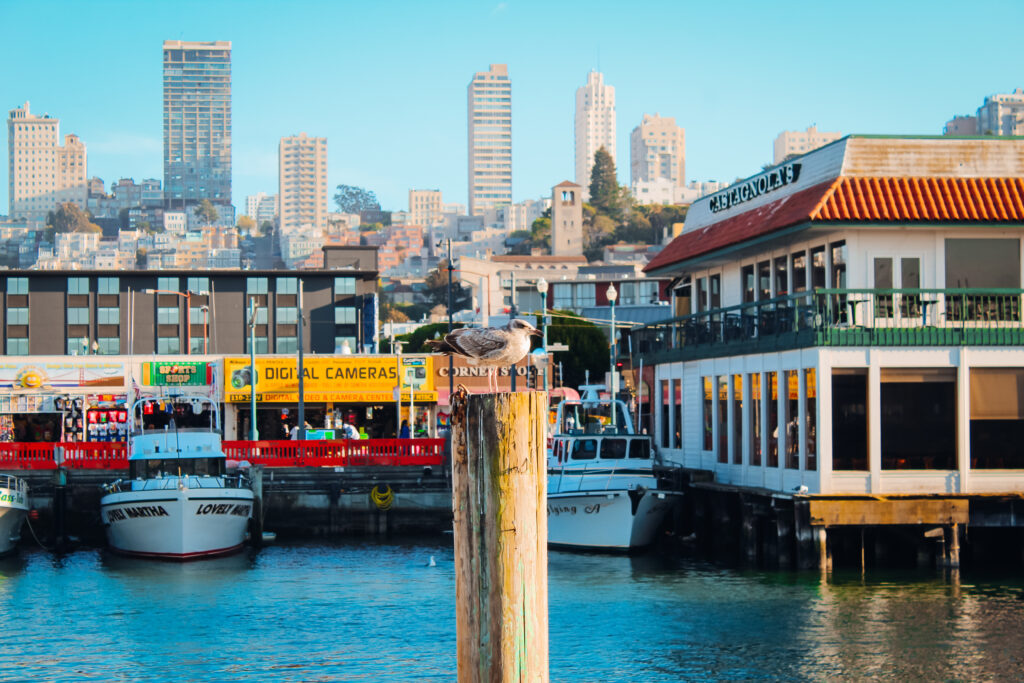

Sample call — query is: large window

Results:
[98,277,119,295]
[832,369,868,470]
[767,372,779,467]
[158,276,179,292]
[277,277,298,295]
[246,337,269,354]
[97,338,119,355]
[335,307,357,325]
[970,368,1024,469]
[157,337,180,354]
[157,307,179,325]
[7,308,28,325]
[660,380,670,448]
[7,338,28,355]
[187,276,209,294]
[732,375,742,465]
[7,277,28,295]
[881,369,956,470]
[784,370,799,469]
[277,307,298,325]
[553,283,572,309]
[750,373,762,467]
[334,277,356,296]
[575,284,595,307]
[757,261,771,300]
[774,256,788,296]
[673,380,682,449]
[334,336,356,353]
[945,238,1020,289]
[717,376,728,463]
[805,369,817,471]
[742,265,755,303]
[68,277,89,295]
[247,277,268,295]
[67,308,89,325]
[276,337,298,353]
[702,377,713,451]
[792,251,807,293]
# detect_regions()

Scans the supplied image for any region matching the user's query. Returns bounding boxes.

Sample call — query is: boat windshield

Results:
[133,398,218,435]
[558,401,631,435]
[129,457,225,480]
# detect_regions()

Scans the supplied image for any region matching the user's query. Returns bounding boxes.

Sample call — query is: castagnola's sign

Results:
[708,163,801,213]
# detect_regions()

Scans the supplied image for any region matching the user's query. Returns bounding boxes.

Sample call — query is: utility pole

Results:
[248,297,258,440]
[297,280,305,440]
[447,239,454,400]
[509,271,517,392]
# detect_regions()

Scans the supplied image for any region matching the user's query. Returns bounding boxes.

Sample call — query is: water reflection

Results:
[0,543,1022,681]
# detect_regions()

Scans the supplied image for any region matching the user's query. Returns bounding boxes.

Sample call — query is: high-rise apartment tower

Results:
[630,114,685,188]
[279,133,328,233]
[163,40,232,210]
[575,71,616,199]
[773,125,841,164]
[467,64,512,216]
[7,102,87,225]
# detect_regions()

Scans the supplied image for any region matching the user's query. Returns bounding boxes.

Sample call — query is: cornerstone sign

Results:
[708,163,801,214]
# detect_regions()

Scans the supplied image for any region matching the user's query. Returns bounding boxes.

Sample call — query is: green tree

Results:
[395,321,465,354]
[588,147,617,211]
[135,248,148,267]
[46,202,102,236]
[194,199,219,226]
[529,216,551,251]
[259,220,274,236]
[545,311,609,389]
[423,260,472,311]
[237,215,256,233]
[118,207,131,231]
[381,302,410,323]
[333,184,380,213]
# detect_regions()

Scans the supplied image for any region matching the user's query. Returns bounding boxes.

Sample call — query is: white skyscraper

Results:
[468,64,512,217]
[279,133,328,233]
[575,71,616,199]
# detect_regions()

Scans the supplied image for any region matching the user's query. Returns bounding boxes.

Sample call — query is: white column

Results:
[817,354,833,494]
[957,348,970,494]
[868,352,882,494]
[798,365,807,478]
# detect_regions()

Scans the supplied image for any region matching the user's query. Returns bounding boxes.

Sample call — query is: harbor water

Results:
[1,538,1023,681]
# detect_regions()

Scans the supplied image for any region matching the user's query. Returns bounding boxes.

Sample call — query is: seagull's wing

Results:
[444,327,509,360]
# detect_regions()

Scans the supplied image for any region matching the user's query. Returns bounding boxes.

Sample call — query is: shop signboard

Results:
[142,361,212,387]
[223,356,437,403]
[434,355,540,394]
[0,360,124,390]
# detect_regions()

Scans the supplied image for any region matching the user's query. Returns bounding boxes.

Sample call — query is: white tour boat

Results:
[0,474,29,556]
[100,395,254,560]
[548,386,679,551]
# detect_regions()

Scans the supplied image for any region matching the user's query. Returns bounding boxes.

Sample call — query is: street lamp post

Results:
[607,283,618,416]
[536,277,548,391]
[200,305,210,354]
[248,296,258,440]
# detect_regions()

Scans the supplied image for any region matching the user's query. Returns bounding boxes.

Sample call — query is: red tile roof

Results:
[644,180,835,273]
[645,176,1024,274]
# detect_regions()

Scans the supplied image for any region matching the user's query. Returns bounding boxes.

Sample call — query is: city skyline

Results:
[3,0,1023,215]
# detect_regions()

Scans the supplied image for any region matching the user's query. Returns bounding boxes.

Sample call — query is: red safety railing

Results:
[0,439,445,470]
[222,439,445,468]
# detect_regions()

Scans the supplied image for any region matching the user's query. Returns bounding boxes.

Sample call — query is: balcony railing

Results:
[634,288,1024,363]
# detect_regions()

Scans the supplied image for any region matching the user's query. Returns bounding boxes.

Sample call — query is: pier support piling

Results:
[451,390,548,682]
[948,523,961,568]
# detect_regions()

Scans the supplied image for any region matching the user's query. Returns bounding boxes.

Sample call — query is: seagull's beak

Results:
[529,328,542,337]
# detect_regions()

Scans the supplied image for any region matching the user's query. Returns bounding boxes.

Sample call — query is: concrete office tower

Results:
[773,125,841,164]
[409,189,443,226]
[163,40,232,210]
[7,102,88,225]
[279,133,328,233]
[551,181,583,257]
[467,64,512,216]
[575,71,616,199]
[630,114,685,188]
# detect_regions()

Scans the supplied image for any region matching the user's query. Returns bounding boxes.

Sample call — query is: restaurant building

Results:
[637,136,1024,564]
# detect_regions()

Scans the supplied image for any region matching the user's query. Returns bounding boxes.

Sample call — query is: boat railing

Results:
[0,472,28,495]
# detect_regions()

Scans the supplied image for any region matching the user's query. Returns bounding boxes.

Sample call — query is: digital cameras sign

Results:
[230,366,256,389]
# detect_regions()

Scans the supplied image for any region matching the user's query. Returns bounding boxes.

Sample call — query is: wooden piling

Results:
[451,391,549,683]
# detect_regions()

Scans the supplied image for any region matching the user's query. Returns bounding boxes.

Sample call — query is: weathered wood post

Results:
[451,390,549,682]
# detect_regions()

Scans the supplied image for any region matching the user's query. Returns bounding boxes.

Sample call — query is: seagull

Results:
[425,319,541,392]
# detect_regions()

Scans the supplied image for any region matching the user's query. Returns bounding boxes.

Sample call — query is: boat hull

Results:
[100,487,254,560]
[0,483,28,556]
[547,488,677,551]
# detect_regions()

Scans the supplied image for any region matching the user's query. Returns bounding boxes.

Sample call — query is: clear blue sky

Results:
[3,0,1022,214]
